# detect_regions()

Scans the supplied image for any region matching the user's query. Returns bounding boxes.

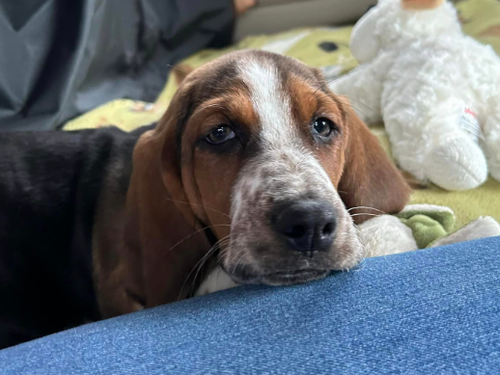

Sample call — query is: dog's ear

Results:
[172,63,195,86]
[338,102,411,224]
[124,83,211,308]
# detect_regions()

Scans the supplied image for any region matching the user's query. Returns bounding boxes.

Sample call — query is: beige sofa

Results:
[234,0,376,41]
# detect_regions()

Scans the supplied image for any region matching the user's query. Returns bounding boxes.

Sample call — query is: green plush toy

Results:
[359,204,500,258]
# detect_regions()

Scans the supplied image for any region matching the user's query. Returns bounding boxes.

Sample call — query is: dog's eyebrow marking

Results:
[330,94,347,122]
[191,104,228,119]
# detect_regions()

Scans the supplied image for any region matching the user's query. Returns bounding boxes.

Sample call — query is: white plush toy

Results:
[330,0,500,191]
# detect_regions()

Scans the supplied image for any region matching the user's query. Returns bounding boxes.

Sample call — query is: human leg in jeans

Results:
[1,236,499,375]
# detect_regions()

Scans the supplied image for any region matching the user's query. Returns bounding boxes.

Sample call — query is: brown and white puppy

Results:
[94,50,410,316]
[0,50,410,348]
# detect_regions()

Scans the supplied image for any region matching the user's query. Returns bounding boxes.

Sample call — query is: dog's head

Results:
[130,50,410,296]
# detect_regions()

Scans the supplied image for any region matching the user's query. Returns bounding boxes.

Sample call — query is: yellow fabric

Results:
[63,0,500,230]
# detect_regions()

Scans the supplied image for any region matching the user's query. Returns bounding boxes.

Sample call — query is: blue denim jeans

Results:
[1,236,499,374]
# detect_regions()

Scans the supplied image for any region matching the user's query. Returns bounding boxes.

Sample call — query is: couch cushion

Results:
[234,0,375,41]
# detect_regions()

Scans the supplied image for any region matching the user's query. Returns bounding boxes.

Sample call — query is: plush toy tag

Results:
[402,0,445,11]
[460,108,484,142]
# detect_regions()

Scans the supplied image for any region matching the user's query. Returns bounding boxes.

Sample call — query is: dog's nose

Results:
[272,200,337,253]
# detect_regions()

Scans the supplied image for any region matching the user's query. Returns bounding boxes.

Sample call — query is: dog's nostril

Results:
[322,222,334,236]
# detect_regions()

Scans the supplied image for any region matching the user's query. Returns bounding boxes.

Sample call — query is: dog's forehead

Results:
[189,51,323,104]
[234,51,322,86]
[177,51,331,152]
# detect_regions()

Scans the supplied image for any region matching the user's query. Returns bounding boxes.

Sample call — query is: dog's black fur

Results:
[0,125,154,349]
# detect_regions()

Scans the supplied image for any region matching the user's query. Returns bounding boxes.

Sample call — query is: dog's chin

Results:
[224,265,330,286]
[258,269,331,286]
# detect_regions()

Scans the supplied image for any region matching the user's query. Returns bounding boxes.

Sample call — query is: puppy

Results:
[0,50,410,348]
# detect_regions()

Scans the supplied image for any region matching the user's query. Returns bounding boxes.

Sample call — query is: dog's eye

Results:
[313,118,335,137]
[206,125,235,144]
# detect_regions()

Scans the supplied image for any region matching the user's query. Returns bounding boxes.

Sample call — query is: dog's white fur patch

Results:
[194,266,238,296]
[240,58,294,147]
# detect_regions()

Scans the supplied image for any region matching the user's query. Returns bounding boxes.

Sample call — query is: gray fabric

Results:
[0,0,235,131]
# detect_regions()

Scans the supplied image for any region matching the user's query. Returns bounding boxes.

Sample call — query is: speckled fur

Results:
[223,56,363,282]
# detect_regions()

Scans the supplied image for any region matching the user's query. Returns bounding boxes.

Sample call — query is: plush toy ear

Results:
[123,83,212,309]
[338,101,411,224]
[349,5,381,64]
[402,0,445,10]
